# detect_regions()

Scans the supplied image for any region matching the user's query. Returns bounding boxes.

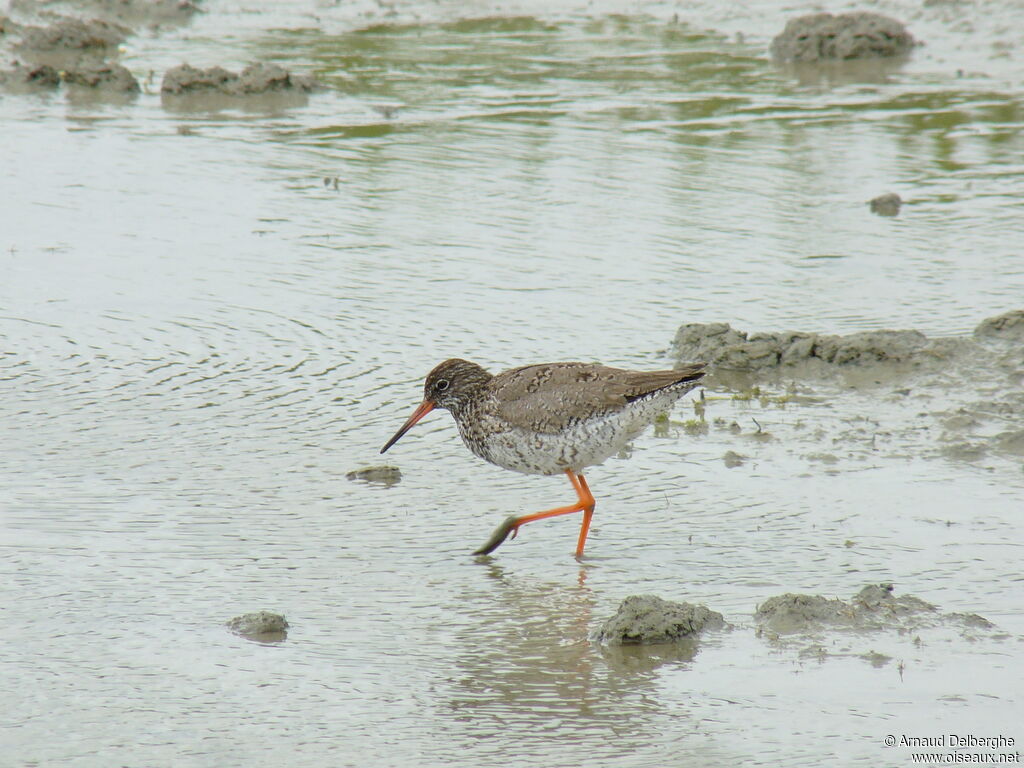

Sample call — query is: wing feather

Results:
[490,362,705,433]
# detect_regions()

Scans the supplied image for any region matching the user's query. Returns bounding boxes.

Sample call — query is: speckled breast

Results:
[453,389,683,476]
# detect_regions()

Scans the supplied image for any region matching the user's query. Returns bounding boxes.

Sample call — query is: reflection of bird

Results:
[380,358,706,557]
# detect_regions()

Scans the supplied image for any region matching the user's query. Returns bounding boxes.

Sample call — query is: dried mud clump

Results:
[771,12,915,63]
[594,594,724,645]
[161,62,319,96]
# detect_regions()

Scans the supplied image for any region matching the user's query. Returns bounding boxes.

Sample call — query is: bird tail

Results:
[622,362,707,403]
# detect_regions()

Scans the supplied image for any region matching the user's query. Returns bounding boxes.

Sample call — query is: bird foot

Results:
[472,515,520,556]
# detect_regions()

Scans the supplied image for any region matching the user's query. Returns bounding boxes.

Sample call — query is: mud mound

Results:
[771,12,915,63]
[672,310,1023,376]
[974,309,1024,341]
[670,310,1024,468]
[672,322,955,373]
[869,192,902,216]
[226,611,289,643]
[346,465,402,486]
[161,62,319,96]
[62,62,139,92]
[594,594,724,645]
[10,0,201,27]
[14,17,130,68]
[755,584,992,637]
[0,62,60,92]
[0,59,138,94]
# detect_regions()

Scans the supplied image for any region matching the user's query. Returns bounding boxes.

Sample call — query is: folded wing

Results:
[491,362,706,433]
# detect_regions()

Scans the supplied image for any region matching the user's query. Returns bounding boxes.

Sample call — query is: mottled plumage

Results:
[380,357,707,557]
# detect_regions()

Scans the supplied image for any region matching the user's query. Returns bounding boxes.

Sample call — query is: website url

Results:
[911,753,1022,764]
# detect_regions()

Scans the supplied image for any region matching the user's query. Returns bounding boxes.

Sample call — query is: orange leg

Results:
[571,472,596,559]
[472,469,597,557]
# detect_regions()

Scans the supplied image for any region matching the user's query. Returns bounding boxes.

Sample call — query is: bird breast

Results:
[452,394,673,476]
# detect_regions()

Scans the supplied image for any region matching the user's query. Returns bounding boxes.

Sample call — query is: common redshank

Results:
[380,358,706,557]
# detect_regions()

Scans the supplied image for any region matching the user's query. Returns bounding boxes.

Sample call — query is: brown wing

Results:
[490,362,705,434]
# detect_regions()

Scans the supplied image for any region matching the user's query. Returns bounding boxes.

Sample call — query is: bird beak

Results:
[380,400,435,454]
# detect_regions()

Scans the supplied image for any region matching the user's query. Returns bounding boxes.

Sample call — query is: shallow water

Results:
[2,0,1023,765]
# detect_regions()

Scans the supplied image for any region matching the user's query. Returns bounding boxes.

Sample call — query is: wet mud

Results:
[590,585,1004,673]
[755,583,994,635]
[672,309,1023,480]
[753,585,1001,665]
[594,585,996,646]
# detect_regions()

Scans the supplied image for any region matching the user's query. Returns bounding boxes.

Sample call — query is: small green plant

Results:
[682,418,709,436]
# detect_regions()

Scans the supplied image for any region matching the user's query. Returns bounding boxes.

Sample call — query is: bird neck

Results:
[448,373,492,423]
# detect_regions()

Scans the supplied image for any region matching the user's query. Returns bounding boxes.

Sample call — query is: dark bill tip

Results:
[380,400,435,454]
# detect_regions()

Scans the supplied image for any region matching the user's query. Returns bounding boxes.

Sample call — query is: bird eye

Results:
[435,378,450,392]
